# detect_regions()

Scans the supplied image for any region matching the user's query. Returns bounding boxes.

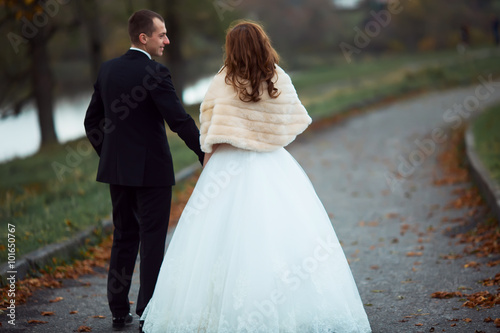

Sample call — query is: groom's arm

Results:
[150,64,204,164]
[84,81,105,156]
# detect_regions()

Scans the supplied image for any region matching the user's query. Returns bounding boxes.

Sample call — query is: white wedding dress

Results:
[141,144,371,333]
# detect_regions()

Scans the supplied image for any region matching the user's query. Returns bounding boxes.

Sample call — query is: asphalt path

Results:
[5,82,500,332]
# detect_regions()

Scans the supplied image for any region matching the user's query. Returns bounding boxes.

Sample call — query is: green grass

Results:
[2,47,500,260]
[292,47,500,119]
[472,104,500,184]
[0,139,111,256]
[0,126,201,258]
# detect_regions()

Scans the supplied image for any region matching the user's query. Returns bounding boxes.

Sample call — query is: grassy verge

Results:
[0,139,110,257]
[292,48,500,119]
[472,104,500,183]
[1,47,500,259]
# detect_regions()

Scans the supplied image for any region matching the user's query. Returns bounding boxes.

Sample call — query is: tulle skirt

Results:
[141,145,371,333]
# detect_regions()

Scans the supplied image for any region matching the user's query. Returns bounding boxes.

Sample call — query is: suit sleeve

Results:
[84,81,105,156]
[150,65,205,164]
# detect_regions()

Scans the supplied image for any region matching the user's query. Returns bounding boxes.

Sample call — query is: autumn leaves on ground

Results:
[0,174,198,331]
[2,115,500,331]
[427,129,500,327]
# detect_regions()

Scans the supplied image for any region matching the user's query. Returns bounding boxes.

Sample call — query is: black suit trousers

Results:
[107,184,172,317]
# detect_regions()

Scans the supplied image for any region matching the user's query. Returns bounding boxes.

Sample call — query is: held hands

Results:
[203,152,212,167]
[202,144,220,167]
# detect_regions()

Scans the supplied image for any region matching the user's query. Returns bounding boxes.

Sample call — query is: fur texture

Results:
[199,66,312,153]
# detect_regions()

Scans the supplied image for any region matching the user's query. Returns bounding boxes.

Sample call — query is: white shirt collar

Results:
[129,47,151,59]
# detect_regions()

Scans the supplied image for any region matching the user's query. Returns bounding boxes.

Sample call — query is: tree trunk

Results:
[80,0,103,81]
[163,0,186,102]
[31,28,58,148]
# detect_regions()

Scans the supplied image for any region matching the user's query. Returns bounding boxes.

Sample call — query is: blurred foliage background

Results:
[1,0,499,148]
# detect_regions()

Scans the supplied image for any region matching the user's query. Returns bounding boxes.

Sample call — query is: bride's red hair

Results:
[223,21,280,103]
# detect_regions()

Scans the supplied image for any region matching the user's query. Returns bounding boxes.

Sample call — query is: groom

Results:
[84,9,204,331]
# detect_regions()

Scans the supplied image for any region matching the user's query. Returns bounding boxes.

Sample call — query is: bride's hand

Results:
[203,144,220,167]
[203,152,212,167]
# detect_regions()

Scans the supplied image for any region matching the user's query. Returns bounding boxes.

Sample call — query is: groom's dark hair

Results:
[128,9,164,44]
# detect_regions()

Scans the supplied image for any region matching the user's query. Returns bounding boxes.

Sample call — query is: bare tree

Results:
[77,0,103,81]
[0,0,80,148]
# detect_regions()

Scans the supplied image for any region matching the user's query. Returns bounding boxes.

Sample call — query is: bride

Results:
[140,20,371,333]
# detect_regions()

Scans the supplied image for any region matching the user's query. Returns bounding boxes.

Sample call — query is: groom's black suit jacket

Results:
[84,50,204,186]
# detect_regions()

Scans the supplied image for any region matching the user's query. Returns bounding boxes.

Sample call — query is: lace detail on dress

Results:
[232,272,249,310]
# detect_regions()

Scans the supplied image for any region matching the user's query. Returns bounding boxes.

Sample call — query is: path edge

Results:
[0,163,201,286]
[465,122,500,224]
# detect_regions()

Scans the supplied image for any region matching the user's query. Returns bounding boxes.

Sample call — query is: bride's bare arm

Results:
[203,144,220,167]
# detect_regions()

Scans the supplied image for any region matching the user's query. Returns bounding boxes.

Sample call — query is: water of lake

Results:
[0,77,212,163]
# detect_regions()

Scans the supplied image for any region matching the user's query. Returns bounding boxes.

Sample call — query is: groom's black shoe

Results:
[112,313,133,330]
[139,320,144,333]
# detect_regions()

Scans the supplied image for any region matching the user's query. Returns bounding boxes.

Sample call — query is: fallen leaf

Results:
[92,315,106,319]
[431,291,463,299]
[464,261,480,268]
[49,297,63,303]
[27,320,48,324]
[487,259,500,267]
[463,291,500,308]
[41,311,55,316]
[406,251,423,257]
[400,224,410,236]
[482,273,500,287]
[440,253,463,260]
[77,326,92,332]
[70,310,78,314]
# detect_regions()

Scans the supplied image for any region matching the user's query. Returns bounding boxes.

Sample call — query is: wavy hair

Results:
[223,21,280,103]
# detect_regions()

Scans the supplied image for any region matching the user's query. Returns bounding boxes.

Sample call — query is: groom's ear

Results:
[139,33,148,45]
